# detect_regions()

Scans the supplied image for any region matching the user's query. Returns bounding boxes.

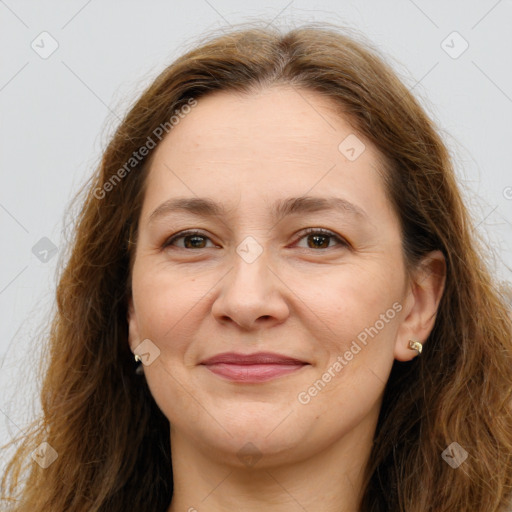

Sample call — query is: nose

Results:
[211,247,290,331]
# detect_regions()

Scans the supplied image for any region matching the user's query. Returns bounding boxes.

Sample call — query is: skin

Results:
[127,85,445,512]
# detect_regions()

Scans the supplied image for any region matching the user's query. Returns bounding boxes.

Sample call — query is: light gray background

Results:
[1,0,511,470]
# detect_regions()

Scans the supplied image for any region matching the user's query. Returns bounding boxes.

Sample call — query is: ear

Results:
[127,295,141,354]
[394,250,446,361]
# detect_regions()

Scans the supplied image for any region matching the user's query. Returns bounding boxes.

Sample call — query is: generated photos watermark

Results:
[297,301,403,405]
[94,97,197,200]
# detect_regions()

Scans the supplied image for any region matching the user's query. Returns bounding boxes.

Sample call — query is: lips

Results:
[200,352,306,365]
[200,352,309,382]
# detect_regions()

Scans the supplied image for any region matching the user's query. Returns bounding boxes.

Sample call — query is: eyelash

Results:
[162,228,349,251]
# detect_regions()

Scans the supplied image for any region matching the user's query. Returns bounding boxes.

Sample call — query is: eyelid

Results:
[162,228,349,250]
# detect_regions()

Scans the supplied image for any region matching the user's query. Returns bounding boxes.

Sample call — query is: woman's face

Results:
[128,86,419,467]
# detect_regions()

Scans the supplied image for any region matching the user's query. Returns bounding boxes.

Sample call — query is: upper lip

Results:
[200,352,308,365]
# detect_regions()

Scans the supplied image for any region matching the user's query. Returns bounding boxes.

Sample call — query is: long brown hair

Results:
[2,21,512,512]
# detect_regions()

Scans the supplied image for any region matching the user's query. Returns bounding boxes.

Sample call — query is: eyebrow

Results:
[148,195,368,225]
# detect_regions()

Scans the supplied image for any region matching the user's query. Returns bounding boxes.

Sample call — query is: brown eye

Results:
[295,228,348,250]
[163,228,348,251]
[163,230,215,249]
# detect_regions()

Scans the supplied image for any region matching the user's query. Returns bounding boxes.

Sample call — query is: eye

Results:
[294,228,348,250]
[163,228,348,251]
[163,230,216,249]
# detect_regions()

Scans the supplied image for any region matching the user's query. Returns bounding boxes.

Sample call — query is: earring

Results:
[134,353,144,375]
[408,340,423,356]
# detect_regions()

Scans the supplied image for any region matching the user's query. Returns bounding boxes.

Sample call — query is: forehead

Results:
[141,86,394,226]
[157,86,360,163]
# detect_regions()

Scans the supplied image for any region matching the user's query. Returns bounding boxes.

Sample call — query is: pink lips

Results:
[200,352,308,382]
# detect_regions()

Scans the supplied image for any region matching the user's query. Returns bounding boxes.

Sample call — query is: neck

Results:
[166,411,377,512]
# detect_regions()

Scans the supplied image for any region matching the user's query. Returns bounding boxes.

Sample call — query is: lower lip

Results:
[202,363,307,382]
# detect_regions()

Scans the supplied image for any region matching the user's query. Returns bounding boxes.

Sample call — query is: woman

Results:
[2,22,512,512]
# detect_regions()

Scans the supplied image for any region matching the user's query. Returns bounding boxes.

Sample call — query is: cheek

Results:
[131,261,202,353]
[289,259,402,340]
[291,261,403,410]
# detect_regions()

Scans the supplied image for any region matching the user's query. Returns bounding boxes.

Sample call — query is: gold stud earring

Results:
[134,353,144,375]
[408,340,423,356]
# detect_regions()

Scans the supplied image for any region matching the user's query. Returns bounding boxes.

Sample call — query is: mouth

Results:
[199,352,309,383]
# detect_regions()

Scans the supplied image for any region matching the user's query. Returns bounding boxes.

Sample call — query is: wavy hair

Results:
[2,21,512,512]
